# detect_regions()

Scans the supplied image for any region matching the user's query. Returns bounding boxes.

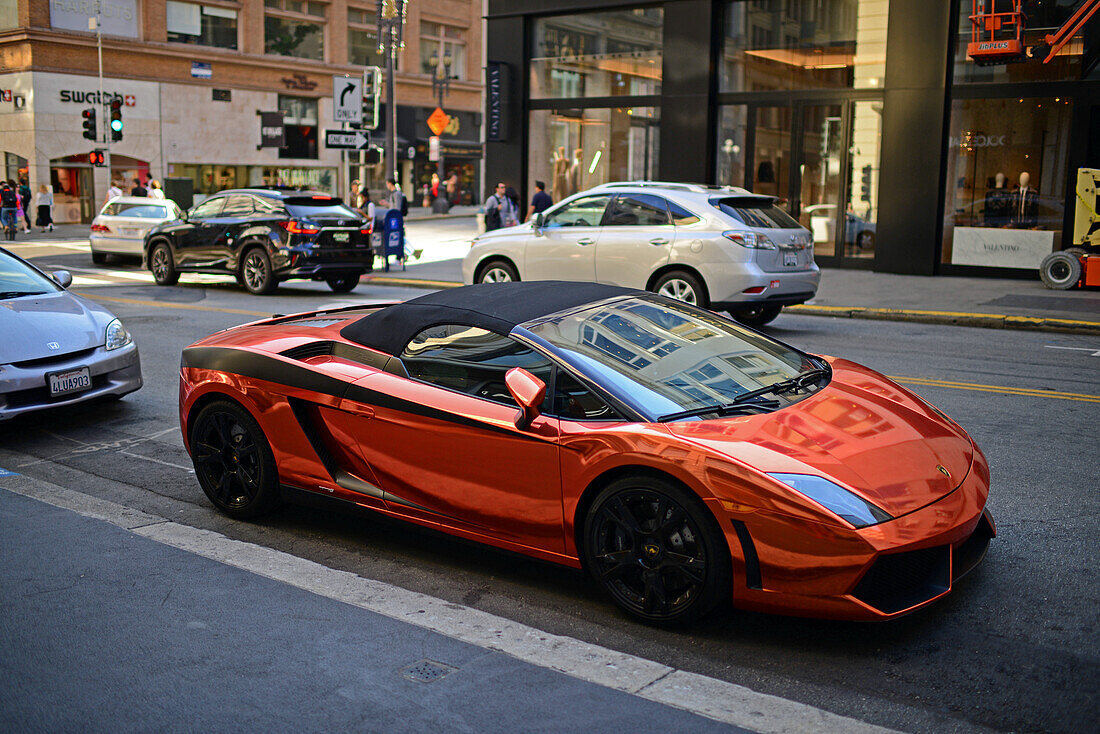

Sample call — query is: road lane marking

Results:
[891,376,1100,403]
[0,478,898,734]
[1045,345,1100,357]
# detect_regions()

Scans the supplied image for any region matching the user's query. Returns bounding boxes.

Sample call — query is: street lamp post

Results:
[376,0,407,187]
[430,50,452,186]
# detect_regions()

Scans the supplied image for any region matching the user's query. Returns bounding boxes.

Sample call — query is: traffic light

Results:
[82,107,97,141]
[109,97,123,141]
[860,165,873,202]
[88,150,106,167]
[364,145,382,165]
[362,66,382,130]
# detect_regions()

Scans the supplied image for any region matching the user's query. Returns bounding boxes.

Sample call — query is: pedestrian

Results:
[349,179,360,206]
[526,180,553,222]
[0,181,19,240]
[385,177,408,216]
[131,177,147,197]
[18,178,32,232]
[445,173,458,205]
[358,186,375,222]
[483,182,506,231]
[430,173,441,201]
[104,179,122,206]
[14,183,27,233]
[504,186,521,227]
[35,183,54,232]
[148,179,165,199]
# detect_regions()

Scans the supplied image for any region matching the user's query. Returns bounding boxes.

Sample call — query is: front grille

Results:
[10,347,98,369]
[280,341,335,361]
[852,545,950,614]
[3,374,109,408]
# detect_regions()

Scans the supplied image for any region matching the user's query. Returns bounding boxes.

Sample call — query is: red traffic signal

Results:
[82,107,97,141]
[89,150,106,167]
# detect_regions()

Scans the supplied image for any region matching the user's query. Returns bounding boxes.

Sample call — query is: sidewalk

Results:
[365,260,1100,335]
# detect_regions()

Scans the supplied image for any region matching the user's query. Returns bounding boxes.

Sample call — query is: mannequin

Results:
[552,146,569,203]
[984,171,1010,226]
[568,147,584,196]
[1011,171,1038,228]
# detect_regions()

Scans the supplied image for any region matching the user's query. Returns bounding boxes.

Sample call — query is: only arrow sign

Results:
[340,82,355,108]
[332,76,363,123]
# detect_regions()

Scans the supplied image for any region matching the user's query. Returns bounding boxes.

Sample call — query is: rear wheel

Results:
[91,251,108,265]
[149,243,179,285]
[583,476,729,625]
[326,274,360,293]
[652,270,708,308]
[477,259,519,284]
[1039,250,1082,290]
[732,303,783,327]
[241,247,277,294]
[190,400,280,519]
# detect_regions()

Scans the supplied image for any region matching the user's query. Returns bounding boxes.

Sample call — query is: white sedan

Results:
[90,197,183,264]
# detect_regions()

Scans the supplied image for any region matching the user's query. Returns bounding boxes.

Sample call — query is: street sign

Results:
[427,107,450,136]
[324,129,370,150]
[428,136,440,162]
[259,111,285,148]
[333,75,363,123]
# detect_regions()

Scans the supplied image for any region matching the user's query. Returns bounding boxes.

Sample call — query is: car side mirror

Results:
[506,367,546,430]
[51,270,72,288]
[533,212,544,232]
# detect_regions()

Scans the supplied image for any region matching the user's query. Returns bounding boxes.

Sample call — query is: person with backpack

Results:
[483,182,516,231]
[1,181,20,240]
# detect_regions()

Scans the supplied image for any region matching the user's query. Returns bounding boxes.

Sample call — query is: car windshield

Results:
[0,250,61,299]
[522,295,818,420]
[712,197,801,229]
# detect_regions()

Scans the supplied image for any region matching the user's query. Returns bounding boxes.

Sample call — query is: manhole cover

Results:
[401,659,457,683]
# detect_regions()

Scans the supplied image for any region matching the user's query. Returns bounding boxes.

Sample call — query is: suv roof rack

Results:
[589,181,756,195]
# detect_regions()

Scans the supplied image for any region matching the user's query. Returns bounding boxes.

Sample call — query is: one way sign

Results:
[333,75,363,123]
[324,129,370,150]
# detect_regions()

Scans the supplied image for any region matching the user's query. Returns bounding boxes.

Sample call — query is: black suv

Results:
[143,188,373,294]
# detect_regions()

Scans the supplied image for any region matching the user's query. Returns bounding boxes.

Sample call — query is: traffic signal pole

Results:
[95,1,112,179]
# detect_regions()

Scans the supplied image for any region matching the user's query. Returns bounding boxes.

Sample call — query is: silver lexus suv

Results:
[462,181,819,326]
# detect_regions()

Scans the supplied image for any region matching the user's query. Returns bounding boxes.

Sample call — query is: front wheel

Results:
[583,476,730,625]
[326,275,360,293]
[652,270,708,308]
[149,243,179,285]
[190,400,281,519]
[732,303,783,327]
[477,260,519,284]
[241,247,277,295]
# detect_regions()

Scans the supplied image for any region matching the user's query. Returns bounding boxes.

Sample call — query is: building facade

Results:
[485,0,1099,277]
[0,0,484,222]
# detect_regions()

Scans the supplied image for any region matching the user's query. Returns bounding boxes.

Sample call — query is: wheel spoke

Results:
[641,571,669,614]
[662,552,706,585]
[236,461,257,490]
[193,441,221,464]
[604,497,642,537]
[596,549,636,580]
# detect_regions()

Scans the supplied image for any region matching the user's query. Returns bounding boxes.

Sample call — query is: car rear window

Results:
[108,203,172,218]
[283,196,360,219]
[712,197,801,229]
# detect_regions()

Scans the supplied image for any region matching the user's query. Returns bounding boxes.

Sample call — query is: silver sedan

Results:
[0,248,142,421]
[90,196,183,264]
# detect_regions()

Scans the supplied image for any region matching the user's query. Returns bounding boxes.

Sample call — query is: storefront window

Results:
[942,97,1073,269]
[166,1,238,49]
[721,0,888,92]
[168,164,336,198]
[265,0,324,60]
[528,107,658,203]
[420,21,466,79]
[953,1,1096,84]
[530,9,663,99]
[716,106,748,189]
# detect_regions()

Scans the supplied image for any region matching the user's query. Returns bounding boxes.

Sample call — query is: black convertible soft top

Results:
[340,281,643,355]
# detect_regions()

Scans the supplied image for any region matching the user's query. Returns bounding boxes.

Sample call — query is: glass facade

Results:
[420,22,467,79]
[166,2,238,49]
[264,14,324,60]
[530,9,663,99]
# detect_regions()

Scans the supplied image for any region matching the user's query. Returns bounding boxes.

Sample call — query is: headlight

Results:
[767,473,892,528]
[105,318,132,350]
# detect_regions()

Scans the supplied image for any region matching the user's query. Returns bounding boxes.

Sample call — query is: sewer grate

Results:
[400,659,457,683]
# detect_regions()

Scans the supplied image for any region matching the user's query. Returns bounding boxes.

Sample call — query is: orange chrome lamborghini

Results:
[179,282,994,624]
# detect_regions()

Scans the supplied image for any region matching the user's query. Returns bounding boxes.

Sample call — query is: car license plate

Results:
[47,367,92,397]
[783,251,798,267]
[333,232,349,243]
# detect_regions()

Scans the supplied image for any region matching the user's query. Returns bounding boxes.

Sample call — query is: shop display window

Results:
[277,95,319,159]
[166,1,238,49]
[527,107,658,204]
[530,9,663,99]
[942,97,1073,269]
[720,0,889,92]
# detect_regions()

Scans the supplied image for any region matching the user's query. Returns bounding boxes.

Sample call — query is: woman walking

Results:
[35,184,54,232]
[148,180,165,200]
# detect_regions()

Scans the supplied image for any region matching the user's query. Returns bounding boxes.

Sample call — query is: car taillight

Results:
[360,222,373,235]
[281,220,320,235]
[90,223,110,232]
[722,230,777,250]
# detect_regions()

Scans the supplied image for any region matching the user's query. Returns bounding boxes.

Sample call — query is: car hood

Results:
[664,358,974,518]
[0,291,113,363]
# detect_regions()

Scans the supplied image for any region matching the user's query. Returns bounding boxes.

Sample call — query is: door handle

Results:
[340,402,374,419]
[649,238,670,246]
[576,238,595,246]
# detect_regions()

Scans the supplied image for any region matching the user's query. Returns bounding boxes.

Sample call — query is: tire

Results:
[732,303,783,327]
[149,243,179,285]
[1039,251,1082,290]
[326,275,359,293]
[583,476,730,625]
[856,230,875,250]
[477,259,519,284]
[91,251,108,265]
[652,270,708,308]
[240,246,277,295]
[190,400,281,520]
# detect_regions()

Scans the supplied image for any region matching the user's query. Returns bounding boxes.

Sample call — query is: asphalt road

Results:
[2,238,1098,733]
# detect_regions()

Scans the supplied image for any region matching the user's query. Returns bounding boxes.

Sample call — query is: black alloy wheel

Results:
[732,303,783,327]
[584,477,729,625]
[190,400,280,519]
[150,243,179,285]
[241,247,277,295]
[326,275,360,293]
